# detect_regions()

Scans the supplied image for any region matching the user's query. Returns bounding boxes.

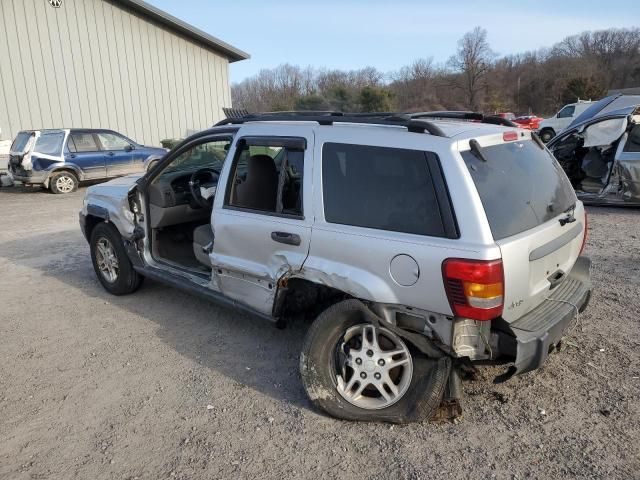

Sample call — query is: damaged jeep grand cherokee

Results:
[79,112,591,423]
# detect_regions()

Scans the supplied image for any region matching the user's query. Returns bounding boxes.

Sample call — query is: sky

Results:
[146,0,639,84]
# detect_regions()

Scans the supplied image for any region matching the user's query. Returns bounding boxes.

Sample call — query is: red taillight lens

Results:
[503,131,518,141]
[580,210,588,255]
[442,259,504,321]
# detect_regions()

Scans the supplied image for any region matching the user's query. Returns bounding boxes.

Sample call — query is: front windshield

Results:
[159,139,232,176]
[34,131,65,156]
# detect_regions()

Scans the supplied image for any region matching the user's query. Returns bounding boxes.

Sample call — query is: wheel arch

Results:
[44,165,82,188]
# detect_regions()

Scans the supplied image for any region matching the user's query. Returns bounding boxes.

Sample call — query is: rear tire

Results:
[49,171,78,194]
[300,299,450,423]
[90,222,143,295]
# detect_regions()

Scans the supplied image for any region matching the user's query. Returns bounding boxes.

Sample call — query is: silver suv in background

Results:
[79,112,591,423]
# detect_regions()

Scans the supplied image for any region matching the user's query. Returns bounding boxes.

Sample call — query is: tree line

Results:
[231,27,640,116]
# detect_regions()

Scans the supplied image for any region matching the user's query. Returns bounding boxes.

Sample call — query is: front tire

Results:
[300,300,450,423]
[539,128,555,143]
[90,222,143,295]
[49,171,78,194]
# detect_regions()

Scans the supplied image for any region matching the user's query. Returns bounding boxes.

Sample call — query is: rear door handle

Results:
[271,231,301,246]
[106,151,115,157]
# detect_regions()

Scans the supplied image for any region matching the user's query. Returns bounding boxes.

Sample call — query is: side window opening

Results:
[226,140,304,217]
[322,142,446,237]
[558,105,575,118]
[623,124,640,152]
[70,133,99,152]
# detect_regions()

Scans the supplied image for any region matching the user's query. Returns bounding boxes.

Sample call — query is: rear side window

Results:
[462,140,576,240]
[33,132,65,156]
[69,133,99,152]
[322,143,447,237]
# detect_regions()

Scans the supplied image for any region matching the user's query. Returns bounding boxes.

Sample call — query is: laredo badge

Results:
[48,0,62,7]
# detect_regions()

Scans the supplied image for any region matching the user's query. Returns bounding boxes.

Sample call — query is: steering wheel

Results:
[189,168,220,208]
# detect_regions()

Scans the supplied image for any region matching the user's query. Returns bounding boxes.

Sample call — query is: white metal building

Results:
[0,0,249,145]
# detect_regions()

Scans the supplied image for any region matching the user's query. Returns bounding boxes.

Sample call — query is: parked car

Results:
[537,100,594,142]
[547,94,640,206]
[8,129,166,193]
[79,112,590,423]
[514,115,542,130]
[495,112,516,121]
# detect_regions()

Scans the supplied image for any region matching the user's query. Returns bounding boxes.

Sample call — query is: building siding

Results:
[0,0,233,145]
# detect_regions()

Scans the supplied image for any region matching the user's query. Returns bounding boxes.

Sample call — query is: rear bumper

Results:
[497,256,591,375]
[8,164,46,184]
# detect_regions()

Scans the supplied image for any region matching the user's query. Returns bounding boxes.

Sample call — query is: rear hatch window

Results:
[10,132,33,153]
[33,131,65,156]
[461,140,576,240]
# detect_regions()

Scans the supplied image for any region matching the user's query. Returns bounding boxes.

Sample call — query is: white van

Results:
[538,100,594,142]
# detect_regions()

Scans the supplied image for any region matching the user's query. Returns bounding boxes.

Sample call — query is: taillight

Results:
[503,131,518,142]
[580,210,588,255]
[442,259,504,321]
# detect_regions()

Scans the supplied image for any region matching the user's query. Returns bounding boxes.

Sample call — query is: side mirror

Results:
[124,144,134,152]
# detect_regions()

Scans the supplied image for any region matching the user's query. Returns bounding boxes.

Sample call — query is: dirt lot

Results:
[0,185,639,480]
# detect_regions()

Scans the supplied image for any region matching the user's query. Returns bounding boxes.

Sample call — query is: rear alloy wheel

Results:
[49,171,78,194]
[300,299,450,423]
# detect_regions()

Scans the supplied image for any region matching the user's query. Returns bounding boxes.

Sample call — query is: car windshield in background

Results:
[461,140,576,240]
[10,132,33,153]
[34,132,65,156]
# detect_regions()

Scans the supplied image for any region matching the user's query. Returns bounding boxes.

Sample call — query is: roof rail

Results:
[408,111,519,127]
[215,112,447,137]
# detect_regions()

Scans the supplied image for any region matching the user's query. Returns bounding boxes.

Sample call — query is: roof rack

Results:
[215,111,447,137]
[408,111,519,127]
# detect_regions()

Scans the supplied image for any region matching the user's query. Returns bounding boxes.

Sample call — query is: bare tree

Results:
[447,27,495,110]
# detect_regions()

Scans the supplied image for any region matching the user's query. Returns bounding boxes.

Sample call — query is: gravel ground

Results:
[0,185,639,480]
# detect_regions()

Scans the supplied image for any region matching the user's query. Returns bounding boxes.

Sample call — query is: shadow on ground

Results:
[0,228,313,410]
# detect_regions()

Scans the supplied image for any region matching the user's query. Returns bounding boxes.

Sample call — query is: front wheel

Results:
[300,300,450,423]
[90,222,143,295]
[539,128,555,143]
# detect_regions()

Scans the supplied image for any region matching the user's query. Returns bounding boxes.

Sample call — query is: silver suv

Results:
[79,112,591,423]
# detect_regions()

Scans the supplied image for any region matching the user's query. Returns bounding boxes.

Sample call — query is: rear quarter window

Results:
[322,142,449,237]
[462,140,576,240]
[33,132,65,156]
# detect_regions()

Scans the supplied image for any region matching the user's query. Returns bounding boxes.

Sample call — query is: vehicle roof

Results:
[568,94,640,129]
[219,118,515,140]
[17,128,124,134]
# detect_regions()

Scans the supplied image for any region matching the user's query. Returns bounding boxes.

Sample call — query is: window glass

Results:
[70,133,99,152]
[227,143,304,216]
[97,132,131,150]
[34,131,65,156]
[11,132,33,152]
[158,139,230,177]
[558,105,575,118]
[322,143,445,237]
[462,140,576,240]
[623,124,640,152]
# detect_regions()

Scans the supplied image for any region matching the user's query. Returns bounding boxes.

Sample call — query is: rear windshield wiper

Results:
[559,203,577,226]
[469,139,488,162]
